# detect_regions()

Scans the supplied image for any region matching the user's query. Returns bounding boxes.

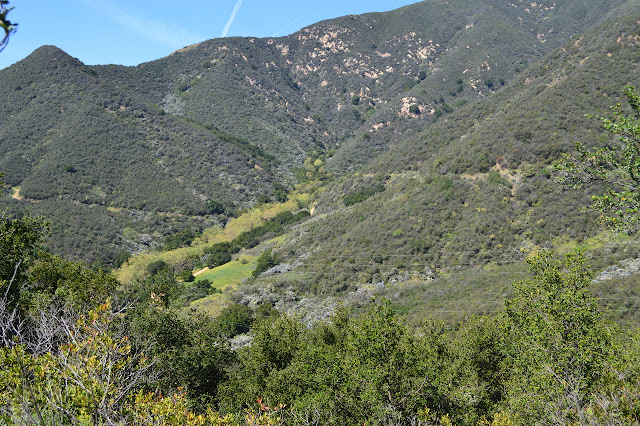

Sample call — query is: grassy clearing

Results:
[186,255,258,317]
[195,254,257,290]
[116,193,309,284]
[187,293,230,317]
[184,226,300,316]
[550,230,631,254]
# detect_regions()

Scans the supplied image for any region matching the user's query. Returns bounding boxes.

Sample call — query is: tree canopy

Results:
[558,86,640,229]
[0,0,16,52]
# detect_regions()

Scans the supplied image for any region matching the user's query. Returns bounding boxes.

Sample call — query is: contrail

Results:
[272,19,299,37]
[222,0,244,37]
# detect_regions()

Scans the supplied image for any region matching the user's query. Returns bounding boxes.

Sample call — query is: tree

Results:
[220,302,477,424]
[217,313,302,413]
[0,214,46,309]
[558,86,640,229]
[252,249,278,277]
[272,182,288,203]
[126,307,234,410]
[207,250,232,269]
[503,251,616,423]
[1,300,239,424]
[214,303,254,337]
[0,301,153,424]
[146,259,169,276]
[0,0,16,52]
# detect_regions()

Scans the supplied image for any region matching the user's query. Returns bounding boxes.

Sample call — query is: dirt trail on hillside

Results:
[193,267,210,276]
[11,187,23,200]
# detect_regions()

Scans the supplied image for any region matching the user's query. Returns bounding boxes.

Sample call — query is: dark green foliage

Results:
[504,251,617,423]
[408,104,421,115]
[203,241,231,256]
[205,200,226,215]
[454,316,511,417]
[180,279,221,305]
[343,184,385,206]
[218,314,304,412]
[272,182,288,203]
[252,249,278,277]
[213,303,254,337]
[256,194,271,204]
[178,269,195,282]
[125,307,233,409]
[486,170,512,188]
[146,259,168,276]
[403,78,420,91]
[162,229,197,251]
[112,250,131,269]
[121,268,183,309]
[26,253,118,309]
[206,250,232,269]
[220,301,486,424]
[0,212,46,306]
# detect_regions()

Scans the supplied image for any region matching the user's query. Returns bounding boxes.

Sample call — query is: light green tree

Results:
[0,301,151,424]
[504,251,616,423]
[558,86,640,229]
[0,0,16,52]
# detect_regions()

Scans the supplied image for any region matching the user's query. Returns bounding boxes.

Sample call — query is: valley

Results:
[2,0,640,423]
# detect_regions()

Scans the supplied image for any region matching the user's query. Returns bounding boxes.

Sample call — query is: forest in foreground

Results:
[1,215,640,425]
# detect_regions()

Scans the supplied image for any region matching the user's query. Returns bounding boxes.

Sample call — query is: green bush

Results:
[343,185,385,206]
[252,249,278,277]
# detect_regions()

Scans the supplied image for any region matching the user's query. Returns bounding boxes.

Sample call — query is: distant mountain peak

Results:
[15,45,85,73]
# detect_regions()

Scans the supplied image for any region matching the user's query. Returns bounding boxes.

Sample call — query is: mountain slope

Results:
[240,13,640,301]
[1,0,640,264]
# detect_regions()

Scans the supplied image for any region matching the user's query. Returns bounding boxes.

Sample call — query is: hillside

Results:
[1,0,640,267]
[5,2,640,423]
[224,12,640,324]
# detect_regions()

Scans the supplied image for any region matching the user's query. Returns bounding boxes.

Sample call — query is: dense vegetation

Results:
[3,0,640,423]
[1,210,640,424]
[2,0,640,265]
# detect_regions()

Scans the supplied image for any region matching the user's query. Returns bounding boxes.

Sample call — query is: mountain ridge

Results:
[2,0,640,266]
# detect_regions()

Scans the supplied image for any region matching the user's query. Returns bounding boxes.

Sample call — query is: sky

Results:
[0,0,419,70]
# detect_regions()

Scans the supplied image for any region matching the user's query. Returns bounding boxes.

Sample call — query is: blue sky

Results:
[0,0,419,70]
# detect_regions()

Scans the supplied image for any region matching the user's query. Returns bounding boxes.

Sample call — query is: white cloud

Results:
[83,0,206,50]
[221,0,244,37]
